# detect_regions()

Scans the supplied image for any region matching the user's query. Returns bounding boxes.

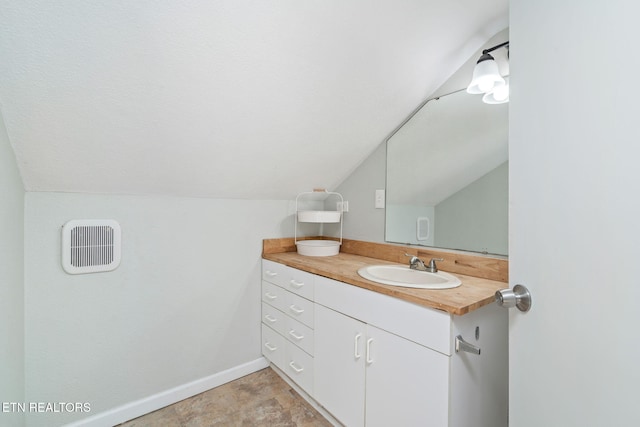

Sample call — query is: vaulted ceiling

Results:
[0,0,508,199]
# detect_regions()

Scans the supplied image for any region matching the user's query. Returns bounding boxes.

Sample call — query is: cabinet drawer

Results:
[262,259,286,286]
[263,259,315,300]
[285,341,314,396]
[262,324,286,370]
[284,291,314,328]
[262,281,286,312]
[262,302,286,336]
[283,268,315,300]
[284,316,314,356]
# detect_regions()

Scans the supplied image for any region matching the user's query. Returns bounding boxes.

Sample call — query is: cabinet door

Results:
[365,325,450,427]
[314,304,366,427]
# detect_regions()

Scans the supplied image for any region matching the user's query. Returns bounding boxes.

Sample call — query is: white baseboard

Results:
[64,357,269,427]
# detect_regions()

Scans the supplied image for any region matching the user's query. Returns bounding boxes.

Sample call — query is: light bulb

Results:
[467,56,504,94]
[478,78,495,93]
[482,79,509,104]
[492,85,509,101]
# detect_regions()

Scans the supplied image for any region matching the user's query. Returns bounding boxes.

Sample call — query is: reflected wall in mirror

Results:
[385,88,508,256]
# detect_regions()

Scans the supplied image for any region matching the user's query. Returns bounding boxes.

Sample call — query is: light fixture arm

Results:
[481,41,509,58]
[475,41,510,66]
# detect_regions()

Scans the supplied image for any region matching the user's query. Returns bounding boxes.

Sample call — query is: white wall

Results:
[23,193,290,426]
[0,111,25,427]
[0,110,24,426]
[332,143,387,243]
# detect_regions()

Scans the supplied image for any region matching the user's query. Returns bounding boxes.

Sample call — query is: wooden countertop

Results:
[263,249,507,316]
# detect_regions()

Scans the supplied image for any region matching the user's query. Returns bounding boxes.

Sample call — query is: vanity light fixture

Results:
[467,41,509,104]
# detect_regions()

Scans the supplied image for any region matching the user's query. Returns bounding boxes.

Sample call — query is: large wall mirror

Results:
[385,88,508,256]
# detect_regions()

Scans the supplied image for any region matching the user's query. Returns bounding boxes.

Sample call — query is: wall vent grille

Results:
[416,217,430,241]
[62,220,121,274]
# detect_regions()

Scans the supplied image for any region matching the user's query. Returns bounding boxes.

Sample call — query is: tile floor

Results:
[118,367,333,426]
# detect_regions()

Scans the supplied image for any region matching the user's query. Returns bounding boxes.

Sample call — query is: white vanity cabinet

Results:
[262,260,508,427]
[313,274,508,427]
[314,304,449,427]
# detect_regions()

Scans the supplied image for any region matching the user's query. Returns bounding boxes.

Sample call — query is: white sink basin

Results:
[357,264,462,289]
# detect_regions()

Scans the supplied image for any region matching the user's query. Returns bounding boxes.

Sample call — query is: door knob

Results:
[495,284,532,312]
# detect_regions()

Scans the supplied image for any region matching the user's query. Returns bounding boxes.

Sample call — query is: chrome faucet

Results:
[405,254,443,273]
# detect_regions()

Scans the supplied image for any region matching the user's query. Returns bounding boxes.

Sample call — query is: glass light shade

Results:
[467,57,505,94]
[482,78,509,104]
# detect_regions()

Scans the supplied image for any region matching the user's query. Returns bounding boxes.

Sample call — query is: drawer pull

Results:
[264,292,277,300]
[264,270,277,278]
[289,279,304,289]
[264,342,277,352]
[264,314,277,323]
[288,361,304,373]
[289,304,304,315]
[354,333,362,359]
[288,330,304,341]
[366,338,374,364]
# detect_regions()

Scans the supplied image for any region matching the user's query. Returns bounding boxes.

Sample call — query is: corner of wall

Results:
[0,108,26,426]
[331,142,386,243]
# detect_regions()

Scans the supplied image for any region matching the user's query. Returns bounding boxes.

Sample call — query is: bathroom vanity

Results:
[261,238,508,427]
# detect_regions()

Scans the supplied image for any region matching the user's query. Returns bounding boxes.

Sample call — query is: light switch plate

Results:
[337,201,349,212]
[375,189,385,209]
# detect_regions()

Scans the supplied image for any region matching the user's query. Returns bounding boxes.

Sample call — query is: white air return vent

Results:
[416,217,430,241]
[62,220,121,274]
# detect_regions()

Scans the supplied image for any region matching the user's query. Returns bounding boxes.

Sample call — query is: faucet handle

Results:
[427,258,444,272]
[404,253,419,262]
[404,253,424,269]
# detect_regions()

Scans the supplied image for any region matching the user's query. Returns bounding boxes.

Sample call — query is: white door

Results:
[510,1,640,425]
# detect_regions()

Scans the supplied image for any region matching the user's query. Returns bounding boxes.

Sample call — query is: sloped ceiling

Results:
[0,0,507,199]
